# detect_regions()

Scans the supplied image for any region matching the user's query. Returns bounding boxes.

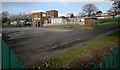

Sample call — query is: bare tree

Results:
[82,4,98,17]
[2,11,9,23]
[77,12,86,17]
[66,13,75,18]
[10,13,32,22]
[106,0,120,2]
[108,1,120,18]
[106,0,120,8]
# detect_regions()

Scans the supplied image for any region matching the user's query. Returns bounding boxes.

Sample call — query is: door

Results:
[38,22,40,27]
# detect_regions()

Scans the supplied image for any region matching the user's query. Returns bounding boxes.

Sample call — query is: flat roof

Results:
[46,10,58,12]
[84,17,98,19]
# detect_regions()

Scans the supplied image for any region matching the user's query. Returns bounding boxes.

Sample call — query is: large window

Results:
[47,13,54,17]
[34,18,38,20]
[42,13,46,17]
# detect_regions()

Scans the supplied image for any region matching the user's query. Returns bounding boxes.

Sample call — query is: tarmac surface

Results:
[2,24,120,66]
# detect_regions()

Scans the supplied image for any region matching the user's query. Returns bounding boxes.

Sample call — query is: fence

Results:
[2,24,32,28]
[93,45,120,70]
[2,40,27,69]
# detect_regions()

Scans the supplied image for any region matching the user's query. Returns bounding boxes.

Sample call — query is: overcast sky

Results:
[2,0,113,16]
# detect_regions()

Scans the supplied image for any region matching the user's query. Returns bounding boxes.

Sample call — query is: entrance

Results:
[38,22,40,27]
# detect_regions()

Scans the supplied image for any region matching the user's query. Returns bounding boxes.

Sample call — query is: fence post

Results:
[93,45,120,70]
[2,40,26,69]
[113,48,117,68]
[109,53,113,69]
[105,56,109,69]
[2,40,10,69]
[0,38,1,70]
[100,59,104,70]
[118,46,120,70]
[116,46,119,69]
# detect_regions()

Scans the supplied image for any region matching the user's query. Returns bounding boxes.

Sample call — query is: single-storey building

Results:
[50,17,67,24]
[84,17,99,29]
[67,18,85,25]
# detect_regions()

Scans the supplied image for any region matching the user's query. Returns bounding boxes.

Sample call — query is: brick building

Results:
[84,17,98,29]
[32,10,58,27]
[46,10,58,18]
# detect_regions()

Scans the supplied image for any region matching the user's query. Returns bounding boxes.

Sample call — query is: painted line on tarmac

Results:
[51,38,82,49]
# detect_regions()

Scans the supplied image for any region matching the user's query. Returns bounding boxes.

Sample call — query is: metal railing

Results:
[93,45,120,70]
[2,40,27,69]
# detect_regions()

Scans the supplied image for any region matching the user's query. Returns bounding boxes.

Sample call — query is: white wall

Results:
[46,18,85,26]
[67,18,85,25]
[44,22,84,26]
[44,23,65,26]
[51,18,65,24]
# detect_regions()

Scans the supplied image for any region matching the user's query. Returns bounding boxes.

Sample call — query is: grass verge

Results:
[33,31,120,69]
[98,18,119,23]
[45,22,118,28]
[98,22,118,27]
[44,24,84,27]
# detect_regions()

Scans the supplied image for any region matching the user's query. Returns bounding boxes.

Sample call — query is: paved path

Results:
[2,24,120,66]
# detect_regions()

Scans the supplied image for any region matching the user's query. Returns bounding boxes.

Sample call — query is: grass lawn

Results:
[98,18,119,23]
[98,22,118,27]
[44,24,84,27]
[98,17,119,27]
[33,31,120,68]
[44,22,118,28]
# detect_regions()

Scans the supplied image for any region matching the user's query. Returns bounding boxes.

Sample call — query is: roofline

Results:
[46,10,58,12]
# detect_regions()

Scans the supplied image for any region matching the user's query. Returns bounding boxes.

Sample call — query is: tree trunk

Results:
[113,12,115,18]
[88,14,91,17]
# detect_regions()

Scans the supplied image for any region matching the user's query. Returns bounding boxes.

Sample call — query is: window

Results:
[34,18,38,20]
[35,15,37,17]
[38,18,40,20]
[42,13,46,17]
[47,13,54,17]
